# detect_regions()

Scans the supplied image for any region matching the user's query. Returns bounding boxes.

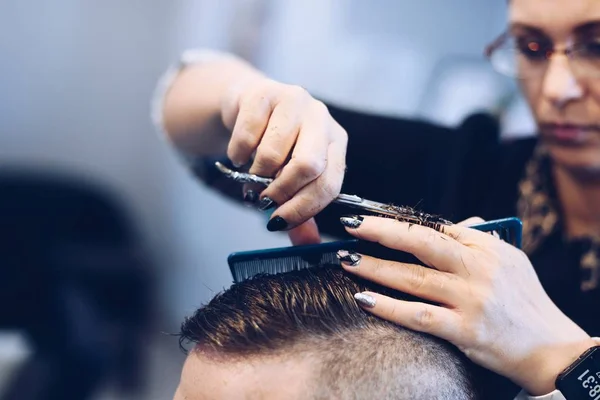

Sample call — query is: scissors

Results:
[214,161,454,229]
[214,161,523,248]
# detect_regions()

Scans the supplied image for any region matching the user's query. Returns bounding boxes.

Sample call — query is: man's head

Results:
[174,266,476,399]
[498,0,600,175]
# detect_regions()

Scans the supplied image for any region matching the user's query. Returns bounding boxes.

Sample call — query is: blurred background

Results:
[0,1,535,399]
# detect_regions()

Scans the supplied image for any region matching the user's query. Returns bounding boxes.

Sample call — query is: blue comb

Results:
[228,217,523,283]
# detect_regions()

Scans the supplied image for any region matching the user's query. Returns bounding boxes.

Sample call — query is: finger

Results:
[220,80,244,131]
[249,100,305,178]
[226,91,274,167]
[260,101,330,205]
[443,219,502,246]
[354,291,459,342]
[266,139,346,231]
[341,216,464,272]
[338,253,464,305]
[343,214,496,265]
[288,218,321,246]
[457,216,485,226]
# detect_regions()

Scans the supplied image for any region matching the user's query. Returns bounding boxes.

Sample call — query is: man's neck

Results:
[553,164,600,239]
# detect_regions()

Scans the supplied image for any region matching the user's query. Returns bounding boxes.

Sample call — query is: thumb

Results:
[288,218,321,246]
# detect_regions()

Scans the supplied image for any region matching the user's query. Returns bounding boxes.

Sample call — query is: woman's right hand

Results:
[220,77,348,243]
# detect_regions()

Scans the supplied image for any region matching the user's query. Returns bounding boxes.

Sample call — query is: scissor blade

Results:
[334,194,405,217]
[214,162,273,185]
[215,161,234,177]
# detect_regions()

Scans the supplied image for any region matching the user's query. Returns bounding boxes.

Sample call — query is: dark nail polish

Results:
[258,197,276,211]
[336,250,362,266]
[354,293,376,308]
[340,215,364,229]
[267,216,288,232]
[243,190,258,205]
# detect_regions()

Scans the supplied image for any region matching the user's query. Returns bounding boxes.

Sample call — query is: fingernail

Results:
[258,196,277,211]
[267,216,288,232]
[232,161,243,168]
[340,215,364,229]
[336,250,361,266]
[354,293,376,308]
[243,190,258,206]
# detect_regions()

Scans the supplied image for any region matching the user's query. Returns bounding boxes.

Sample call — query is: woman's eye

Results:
[516,39,550,61]
[578,41,600,59]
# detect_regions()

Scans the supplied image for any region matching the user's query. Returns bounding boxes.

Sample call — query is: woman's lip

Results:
[541,124,594,144]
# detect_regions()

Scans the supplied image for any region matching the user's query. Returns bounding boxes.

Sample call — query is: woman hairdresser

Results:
[152,0,600,398]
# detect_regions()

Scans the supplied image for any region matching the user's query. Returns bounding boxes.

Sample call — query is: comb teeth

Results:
[228,239,359,283]
[230,252,340,282]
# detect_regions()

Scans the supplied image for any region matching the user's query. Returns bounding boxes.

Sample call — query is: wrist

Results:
[518,337,598,396]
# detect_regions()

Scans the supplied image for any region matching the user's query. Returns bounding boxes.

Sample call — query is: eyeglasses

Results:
[485,32,600,80]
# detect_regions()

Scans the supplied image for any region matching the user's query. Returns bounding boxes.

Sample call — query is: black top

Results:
[197,101,600,399]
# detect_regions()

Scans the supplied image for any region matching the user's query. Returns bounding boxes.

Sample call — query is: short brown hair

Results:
[179,265,477,399]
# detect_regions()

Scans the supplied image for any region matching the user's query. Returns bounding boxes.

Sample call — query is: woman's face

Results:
[511,0,600,176]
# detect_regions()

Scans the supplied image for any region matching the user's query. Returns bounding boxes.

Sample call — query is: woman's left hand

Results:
[338,215,596,396]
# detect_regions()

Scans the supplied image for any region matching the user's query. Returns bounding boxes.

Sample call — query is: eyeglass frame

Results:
[484,31,600,79]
